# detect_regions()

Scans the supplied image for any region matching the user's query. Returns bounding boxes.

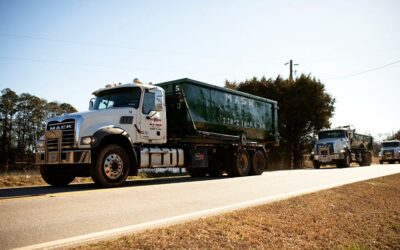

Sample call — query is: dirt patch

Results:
[75,174,400,249]
[0,175,93,187]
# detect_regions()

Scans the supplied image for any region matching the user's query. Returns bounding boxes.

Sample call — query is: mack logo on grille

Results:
[49,124,73,130]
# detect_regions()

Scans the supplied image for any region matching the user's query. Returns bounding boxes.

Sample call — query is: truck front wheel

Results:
[339,153,351,168]
[91,144,130,187]
[313,161,321,169]
[40,165,75,187]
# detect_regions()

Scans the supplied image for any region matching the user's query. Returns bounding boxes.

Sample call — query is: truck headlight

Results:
[379,152,382,157]
[340,149,346,153]
[81,136,97,145]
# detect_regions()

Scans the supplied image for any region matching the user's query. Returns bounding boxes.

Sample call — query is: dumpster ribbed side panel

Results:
[158,78,278,144]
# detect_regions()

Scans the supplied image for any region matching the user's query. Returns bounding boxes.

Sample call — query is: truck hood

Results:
[316,138,347,145]
[47,108,135,145]
[315,137,350,153]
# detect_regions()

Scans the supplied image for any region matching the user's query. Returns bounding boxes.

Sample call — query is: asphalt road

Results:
[1,164,400,250]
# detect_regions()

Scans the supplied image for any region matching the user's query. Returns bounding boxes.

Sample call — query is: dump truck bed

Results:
[157,78,279,145]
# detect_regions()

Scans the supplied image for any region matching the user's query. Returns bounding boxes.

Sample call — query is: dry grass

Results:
[75,174,400,250]
[0,170,187,188]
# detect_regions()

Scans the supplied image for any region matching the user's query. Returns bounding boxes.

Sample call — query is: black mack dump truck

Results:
[36,78,279,187]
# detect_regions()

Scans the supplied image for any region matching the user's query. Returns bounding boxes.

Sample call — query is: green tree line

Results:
[389,130,400,140]
[226,74,335,169]
[0,88,77,166]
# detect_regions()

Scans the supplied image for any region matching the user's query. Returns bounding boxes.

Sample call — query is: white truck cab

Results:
[36,81,184,187]
[311,126,372,168]
[379,140,400,164]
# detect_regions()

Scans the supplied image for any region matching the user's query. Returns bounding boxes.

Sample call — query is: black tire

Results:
[379,160,383,164]
[40,165,75,187]
[339,153,351,168]
[91,144,130,188]
[250,150,266,175]
[360,152,372,167]
[366,153,372,166]
[228,149,250,177]
[313,161,321,169]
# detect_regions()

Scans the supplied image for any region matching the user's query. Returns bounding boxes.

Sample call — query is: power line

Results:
[322,59,400,81]
[0,32,166,54]
[0,56,181,73]
[0,32,281,65]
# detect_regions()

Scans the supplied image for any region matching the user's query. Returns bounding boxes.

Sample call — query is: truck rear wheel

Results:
[313,161,321,169]
[91,144,130,187]
[360,152,372,166]
[228,149,250,177]
[40,165,75,187]
[250,150,266,175]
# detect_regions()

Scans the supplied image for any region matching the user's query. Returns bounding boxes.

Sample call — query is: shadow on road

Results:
[0,175,227,200]
[0,165,368,200]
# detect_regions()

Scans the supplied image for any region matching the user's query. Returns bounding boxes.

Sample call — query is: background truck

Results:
[379,140,400,164]
[35,78,279,187]
[311,125,372,168]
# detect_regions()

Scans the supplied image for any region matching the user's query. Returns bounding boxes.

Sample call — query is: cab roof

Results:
[92,82,159,96]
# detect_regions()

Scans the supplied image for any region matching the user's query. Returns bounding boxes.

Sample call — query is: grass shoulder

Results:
[74,173,400,249]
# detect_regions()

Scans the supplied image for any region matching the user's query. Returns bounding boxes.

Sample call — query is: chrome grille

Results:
[47,138,60,152]
[383,150,394,158]
[46,119,75,148]
[317,143,334,155]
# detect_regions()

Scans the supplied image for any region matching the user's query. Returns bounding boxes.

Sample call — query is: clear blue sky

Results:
[0,0,399,139]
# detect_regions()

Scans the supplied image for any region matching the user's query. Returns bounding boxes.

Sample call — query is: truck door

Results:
[139,89,163,142]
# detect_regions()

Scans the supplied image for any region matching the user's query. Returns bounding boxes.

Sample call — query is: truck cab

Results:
[36,81,184,187]
[312,126,372,168]
[379,140,400,164]
[312,129,351,168]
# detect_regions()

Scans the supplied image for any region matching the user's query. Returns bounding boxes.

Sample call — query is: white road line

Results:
[13,170,400,250]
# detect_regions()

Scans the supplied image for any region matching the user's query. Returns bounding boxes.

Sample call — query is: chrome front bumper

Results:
[35,150,91,165]
[314,153,344,162]
[35,129,91,165]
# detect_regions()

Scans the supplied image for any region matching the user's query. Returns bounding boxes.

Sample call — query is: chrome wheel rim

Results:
[103,153,124,180]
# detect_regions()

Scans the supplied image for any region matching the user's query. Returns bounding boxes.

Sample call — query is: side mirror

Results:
[154,89,164,112]
[89,98,95,111]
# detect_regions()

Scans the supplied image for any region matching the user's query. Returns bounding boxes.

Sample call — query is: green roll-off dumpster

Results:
[157,78,279,146]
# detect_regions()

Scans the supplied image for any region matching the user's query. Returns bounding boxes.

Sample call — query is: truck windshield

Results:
[94,87,141,110]
[382,142,400,148]
[318,130,346,139]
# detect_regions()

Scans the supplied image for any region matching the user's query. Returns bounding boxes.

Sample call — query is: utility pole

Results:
[284,60,299,81]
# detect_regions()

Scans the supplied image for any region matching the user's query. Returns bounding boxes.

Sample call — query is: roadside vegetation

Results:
[0,168,187,188]
[0,88,77,168]
[226,75,335,169]
[75,174,400,250]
